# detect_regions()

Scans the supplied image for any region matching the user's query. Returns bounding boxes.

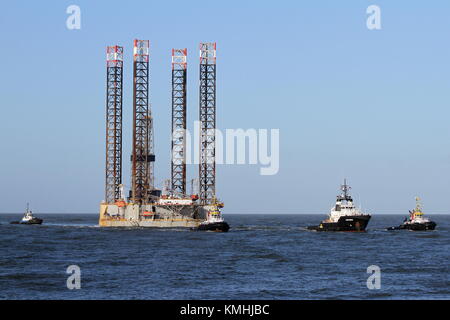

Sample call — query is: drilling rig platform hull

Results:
[99,203,211,228]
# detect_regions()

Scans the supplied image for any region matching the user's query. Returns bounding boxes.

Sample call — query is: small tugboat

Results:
[307,180,371,232]
[10,203,43,225]
[195,197,230,232]
[387,197,436,231]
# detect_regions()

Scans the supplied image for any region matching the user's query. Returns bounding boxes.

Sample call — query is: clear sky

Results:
[0,1,449,214]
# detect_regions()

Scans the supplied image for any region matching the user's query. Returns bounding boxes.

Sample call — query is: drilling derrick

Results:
[199,43,216,205]
[131,40,154,203]
[171,49,187,195]
[105,45,123,203]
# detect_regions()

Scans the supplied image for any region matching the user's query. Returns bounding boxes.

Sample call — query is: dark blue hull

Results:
[307,215,371,232]
[10,218,43,225]
[387,221,436,231]
[195,221,230,232]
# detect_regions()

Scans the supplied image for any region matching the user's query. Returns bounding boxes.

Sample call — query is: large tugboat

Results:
[307,180,371,232]
[195,197,230,232]
[387,197,436,231]
[10,203,43,225]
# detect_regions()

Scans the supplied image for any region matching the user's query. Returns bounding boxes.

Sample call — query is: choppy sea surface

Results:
[0,214,448,300]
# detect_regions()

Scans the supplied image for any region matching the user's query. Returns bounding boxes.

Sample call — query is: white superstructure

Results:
[21,203,35,223]
[325,180,370,223]
[200,197,225,225]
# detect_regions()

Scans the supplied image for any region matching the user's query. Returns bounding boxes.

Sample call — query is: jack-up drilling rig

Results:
[99,41,228,231]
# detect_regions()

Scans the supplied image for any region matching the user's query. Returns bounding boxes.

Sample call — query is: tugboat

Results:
[307,180,371,232]
[10,203,43,225]
[387,197,436,231]
[195,197,230,232]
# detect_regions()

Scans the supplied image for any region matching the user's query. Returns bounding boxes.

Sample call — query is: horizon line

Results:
[1,212,449,215]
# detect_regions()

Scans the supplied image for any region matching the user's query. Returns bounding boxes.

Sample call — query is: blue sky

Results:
[0,1,449,214]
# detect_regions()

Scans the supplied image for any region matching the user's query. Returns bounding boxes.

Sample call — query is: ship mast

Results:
[414,196,423,215]
[341,179,351,200]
